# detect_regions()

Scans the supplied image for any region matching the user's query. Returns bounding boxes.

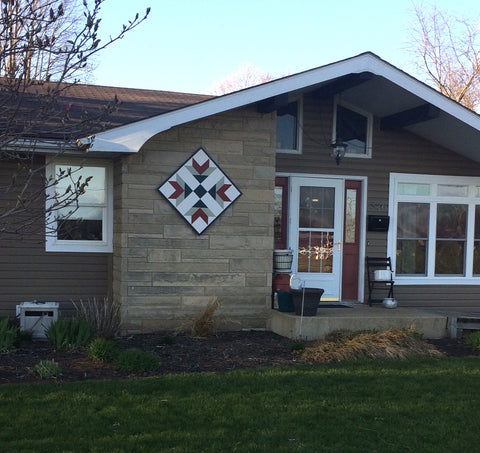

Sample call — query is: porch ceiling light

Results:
[330,140,348,165]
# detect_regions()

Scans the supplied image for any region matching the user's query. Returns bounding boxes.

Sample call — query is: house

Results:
[2,52,480,333]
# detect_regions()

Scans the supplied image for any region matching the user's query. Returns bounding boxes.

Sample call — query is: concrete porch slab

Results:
[268,303,449,341]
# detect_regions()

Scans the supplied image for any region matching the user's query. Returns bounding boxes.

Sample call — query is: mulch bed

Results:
[0,330,476,385]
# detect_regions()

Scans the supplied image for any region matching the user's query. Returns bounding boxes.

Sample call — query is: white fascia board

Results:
[84,53,480,153]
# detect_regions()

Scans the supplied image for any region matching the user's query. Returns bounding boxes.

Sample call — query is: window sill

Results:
[276,148,302,155]
[46,240,112,253]
[394,277,480,285]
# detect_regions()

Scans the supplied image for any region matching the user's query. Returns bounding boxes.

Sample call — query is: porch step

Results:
[448,317,480,339]
[269,305,448,341]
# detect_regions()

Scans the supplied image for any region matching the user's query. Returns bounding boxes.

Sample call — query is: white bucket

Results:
[374,269,392,281]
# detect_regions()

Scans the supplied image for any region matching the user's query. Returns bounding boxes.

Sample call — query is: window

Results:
[389,173,480,283]
[276,98,302,153]
[333,99,372,158]
[46,159,113,253]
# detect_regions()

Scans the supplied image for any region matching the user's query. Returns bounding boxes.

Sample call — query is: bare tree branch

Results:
[0,0,150,240]
[408,3,480,111]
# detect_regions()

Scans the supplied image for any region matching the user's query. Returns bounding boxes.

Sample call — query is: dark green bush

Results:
[87,338,120,362]
[0,318,20,351]
[115,349,160,374]
[46,316,92,350]
[466,331,480,352]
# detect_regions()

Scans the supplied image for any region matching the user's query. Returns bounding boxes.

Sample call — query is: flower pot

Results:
[277,291,295,312]
[382,298,397,309]
[291,288,325,316]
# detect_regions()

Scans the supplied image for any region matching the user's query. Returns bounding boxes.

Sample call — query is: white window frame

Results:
[332,97,373,159]
[276,96,303,154]
[388,172,480,285]
[45,158,113,253]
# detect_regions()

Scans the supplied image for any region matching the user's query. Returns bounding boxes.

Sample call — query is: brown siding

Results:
[0,157,110,317]
[276,93,480,309]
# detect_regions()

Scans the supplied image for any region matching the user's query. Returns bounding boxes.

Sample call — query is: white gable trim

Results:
[82,52,480,154]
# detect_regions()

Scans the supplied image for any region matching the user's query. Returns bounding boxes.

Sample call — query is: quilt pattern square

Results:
[158,147,242,234]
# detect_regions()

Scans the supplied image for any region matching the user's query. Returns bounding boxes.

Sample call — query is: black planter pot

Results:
[291,288,325,316]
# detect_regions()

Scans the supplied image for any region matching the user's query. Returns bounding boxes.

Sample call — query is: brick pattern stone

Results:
[114,107,276,332]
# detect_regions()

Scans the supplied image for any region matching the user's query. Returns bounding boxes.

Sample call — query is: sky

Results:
[92,0,480,94]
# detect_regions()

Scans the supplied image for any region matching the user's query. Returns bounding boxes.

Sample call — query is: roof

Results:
[58,84,213,130]
[81,52,480,163]
[0,80,211,141]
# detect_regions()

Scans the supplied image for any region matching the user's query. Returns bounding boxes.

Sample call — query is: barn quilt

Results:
[158,148,242,234]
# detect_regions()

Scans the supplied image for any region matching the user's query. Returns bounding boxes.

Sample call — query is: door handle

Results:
[337,240,341,251]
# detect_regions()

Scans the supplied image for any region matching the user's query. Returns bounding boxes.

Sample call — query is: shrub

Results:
[289,341,306,352]
[0,318,20,352]
[190,297,220,338]
[46,316,92,350]
[73,297,120,339]
[115,349,160,374]
[34,360,61,379]
[87,338,119,362]
[466,331,480,352]
[158,335,176,345]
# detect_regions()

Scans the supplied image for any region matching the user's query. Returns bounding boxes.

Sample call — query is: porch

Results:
[268,303,451,341]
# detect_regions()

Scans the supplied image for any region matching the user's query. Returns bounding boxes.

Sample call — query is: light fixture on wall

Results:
[330,139,348,165]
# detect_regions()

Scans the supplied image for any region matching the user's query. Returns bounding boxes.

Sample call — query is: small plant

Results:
[0,317,20,352]
[289,341,306,352]
[46,316,92,350]
[73,297,121,339]
[115,349,160,374]
[87,338,120,362]
[34,360,61,379]
[466,331,480,352]
[159,335,176,345]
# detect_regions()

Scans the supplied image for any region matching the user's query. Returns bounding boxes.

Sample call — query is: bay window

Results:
[46,159,113,253]
[390,174,480,283]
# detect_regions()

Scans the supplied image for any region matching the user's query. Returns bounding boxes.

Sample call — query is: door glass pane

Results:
[345,189,357,243]
[298,231,333,273]
[299,187,334,228]
[274,186,284,244]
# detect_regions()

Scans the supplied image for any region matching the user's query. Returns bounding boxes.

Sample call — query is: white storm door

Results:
[289,177,344,300]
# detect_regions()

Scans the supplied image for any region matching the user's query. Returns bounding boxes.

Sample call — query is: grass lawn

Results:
[1,357,479,452]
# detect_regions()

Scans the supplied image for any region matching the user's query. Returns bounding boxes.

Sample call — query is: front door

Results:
[289,177,344,300]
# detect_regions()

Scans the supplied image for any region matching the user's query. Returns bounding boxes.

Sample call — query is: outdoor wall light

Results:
[330,140,348,165]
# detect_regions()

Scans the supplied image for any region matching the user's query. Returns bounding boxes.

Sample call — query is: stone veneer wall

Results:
[113,106,276,333]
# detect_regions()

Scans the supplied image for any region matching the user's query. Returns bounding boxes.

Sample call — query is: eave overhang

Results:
[80,52,480,162]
